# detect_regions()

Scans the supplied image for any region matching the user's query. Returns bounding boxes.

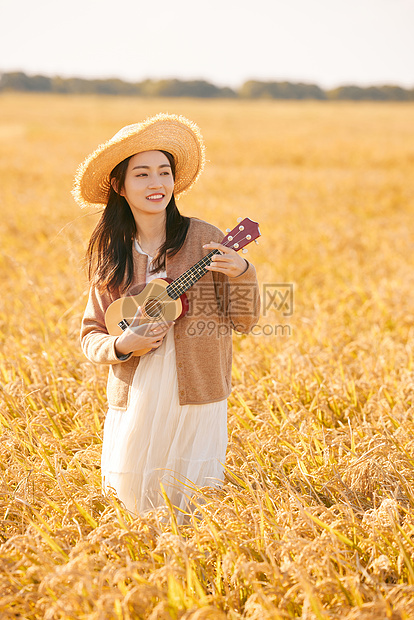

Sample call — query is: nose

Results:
[148,172,163,188]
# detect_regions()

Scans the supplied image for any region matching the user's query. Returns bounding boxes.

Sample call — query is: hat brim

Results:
[73,113,205,208]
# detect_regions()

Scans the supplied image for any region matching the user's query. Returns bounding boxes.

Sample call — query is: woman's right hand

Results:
[114,307,174,357]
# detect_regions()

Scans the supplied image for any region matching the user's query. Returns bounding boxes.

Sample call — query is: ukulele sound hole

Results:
[144,298,163,318]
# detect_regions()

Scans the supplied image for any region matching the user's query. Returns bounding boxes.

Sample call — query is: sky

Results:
[0,0,413,89]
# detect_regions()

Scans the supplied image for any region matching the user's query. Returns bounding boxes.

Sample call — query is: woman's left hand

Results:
[203,242,248,278]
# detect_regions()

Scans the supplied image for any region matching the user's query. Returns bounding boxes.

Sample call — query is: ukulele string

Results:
[126,228,251,322]
[126,249,219,322]
[130,228,249,320]
[166,225,251,299]
[140,227,250,317]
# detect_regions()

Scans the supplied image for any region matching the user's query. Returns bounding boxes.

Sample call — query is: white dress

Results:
[101,242,228,520]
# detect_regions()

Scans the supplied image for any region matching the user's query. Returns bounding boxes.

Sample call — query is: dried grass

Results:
[1,94,414,618]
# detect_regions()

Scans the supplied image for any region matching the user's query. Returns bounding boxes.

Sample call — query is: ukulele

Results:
[105,217,261,355]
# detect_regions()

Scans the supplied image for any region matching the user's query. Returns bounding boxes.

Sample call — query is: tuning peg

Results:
[254,239,259,244]
[237,217,243,223]
[226,228,231,233]
[242,248,248,254]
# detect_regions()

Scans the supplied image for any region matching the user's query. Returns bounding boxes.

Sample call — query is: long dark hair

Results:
[86,151,190,293]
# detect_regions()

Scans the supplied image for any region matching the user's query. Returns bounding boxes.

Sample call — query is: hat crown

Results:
[73,113,205,208]
[111,123,139,142]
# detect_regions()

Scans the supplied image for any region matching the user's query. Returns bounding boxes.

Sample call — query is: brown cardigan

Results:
[80,218,260,410]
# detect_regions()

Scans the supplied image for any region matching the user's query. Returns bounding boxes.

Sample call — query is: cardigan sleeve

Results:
[228,260,260,332]
[213,261,260,334]
[80,285,129,365]
[208,226,261,334]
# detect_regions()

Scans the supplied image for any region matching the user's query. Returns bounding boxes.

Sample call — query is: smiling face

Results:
[118,150,174,221]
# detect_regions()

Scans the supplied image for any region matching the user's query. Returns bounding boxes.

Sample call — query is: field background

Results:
[1,94,414,619]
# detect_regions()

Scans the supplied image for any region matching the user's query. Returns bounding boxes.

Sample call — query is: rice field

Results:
[1,93,414,619]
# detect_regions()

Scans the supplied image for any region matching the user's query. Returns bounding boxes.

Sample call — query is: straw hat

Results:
[73,113,205,208]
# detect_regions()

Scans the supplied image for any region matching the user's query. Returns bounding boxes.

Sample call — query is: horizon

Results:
[0,69,412,91]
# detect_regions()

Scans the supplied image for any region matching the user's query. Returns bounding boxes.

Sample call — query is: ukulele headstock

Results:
[221,218,261,252]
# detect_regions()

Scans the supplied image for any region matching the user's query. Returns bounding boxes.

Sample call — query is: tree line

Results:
[1,72,413,101]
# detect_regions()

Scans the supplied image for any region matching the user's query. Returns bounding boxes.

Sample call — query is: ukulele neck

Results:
[166,249,220,300]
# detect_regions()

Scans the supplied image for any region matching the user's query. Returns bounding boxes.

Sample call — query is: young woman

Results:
[74,113,260,520]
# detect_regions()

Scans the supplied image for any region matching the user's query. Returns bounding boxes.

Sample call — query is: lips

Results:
[146,193,165,201]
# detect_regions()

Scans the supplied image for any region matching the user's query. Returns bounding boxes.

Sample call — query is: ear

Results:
[111,177,124,196]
